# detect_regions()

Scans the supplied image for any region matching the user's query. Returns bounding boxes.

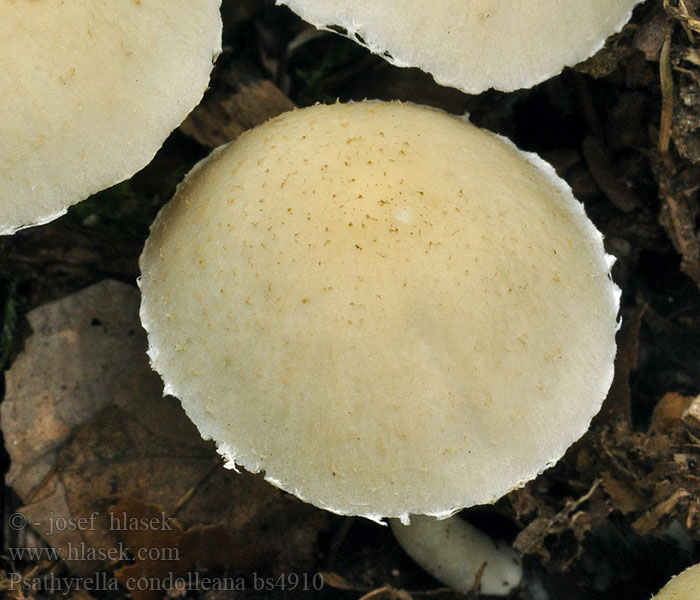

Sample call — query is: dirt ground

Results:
[2,1,700,599]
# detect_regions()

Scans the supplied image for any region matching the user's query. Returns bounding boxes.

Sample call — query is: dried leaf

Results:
[110,500,272,600]
[649,392,694,433]
[632,489,692,535]
[319,571,356,591]
[2,281,327,583]
[635,10,673,61]
[581,136,640,212]
[681,394,700,438]
[601,472,646,514]
[180,81,294,149]
[598,304,644,426]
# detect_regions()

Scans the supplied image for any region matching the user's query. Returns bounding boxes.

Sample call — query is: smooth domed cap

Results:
[653,564,700,599]
[277,0,642,93]
[139,101,620,522]
[0,0,222,235]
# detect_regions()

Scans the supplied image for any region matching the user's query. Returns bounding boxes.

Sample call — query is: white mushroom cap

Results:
[0,0,222,236]
[139,101,620,522]
[277,0,642,93]
[653,564,700,599]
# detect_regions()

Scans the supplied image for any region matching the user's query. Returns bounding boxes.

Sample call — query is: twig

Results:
[659,32,674,155]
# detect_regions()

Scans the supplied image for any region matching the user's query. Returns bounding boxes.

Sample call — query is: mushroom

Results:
[276,0,643,93]
[139,100,619,584]
[141,99,619,514]
[0,0,222,236]
[653,563,700,599]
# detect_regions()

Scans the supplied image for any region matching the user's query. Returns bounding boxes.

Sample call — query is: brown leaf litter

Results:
[1,280,327,595]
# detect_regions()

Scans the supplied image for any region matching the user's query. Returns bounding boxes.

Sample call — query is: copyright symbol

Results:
[8,513,27,531]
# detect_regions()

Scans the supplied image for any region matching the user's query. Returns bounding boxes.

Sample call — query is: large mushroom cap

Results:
[277,0,642,93]
[653,564,700,599]
[0,0,222,235]
[140,101,620,522]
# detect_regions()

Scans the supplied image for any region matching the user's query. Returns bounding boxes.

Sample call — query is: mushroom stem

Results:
[390,515,522,596]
